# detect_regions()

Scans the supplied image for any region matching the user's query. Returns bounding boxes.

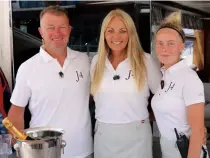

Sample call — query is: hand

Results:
[11,136,17,146]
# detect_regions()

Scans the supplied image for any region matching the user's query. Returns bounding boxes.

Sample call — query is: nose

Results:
[54,27,62,35]
[112,32,121,40]
[160,44,167,52]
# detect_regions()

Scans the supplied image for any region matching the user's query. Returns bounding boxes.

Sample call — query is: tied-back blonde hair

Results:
[91,9,147,94]
[157,11,185,42]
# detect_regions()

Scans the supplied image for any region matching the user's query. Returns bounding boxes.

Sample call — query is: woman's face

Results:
[155,28,184,68]
[105,16,129,55]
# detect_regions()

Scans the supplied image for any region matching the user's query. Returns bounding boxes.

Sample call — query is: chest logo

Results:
[165,82,176,92]
[125,70,134,80]
[76,71,83,82]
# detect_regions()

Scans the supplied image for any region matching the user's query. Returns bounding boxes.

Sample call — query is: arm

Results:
[145,53,162,94]
[8,104,25,130]
[182,72,205,158]
[9,63,31,131]
[187,102,205,158]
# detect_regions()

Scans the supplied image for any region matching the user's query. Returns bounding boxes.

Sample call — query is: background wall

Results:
[0,0,13,90]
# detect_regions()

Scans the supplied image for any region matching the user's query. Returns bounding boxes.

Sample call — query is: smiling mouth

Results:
[161,55,170,57]
[52,38,63,41]
[111,41,122,45]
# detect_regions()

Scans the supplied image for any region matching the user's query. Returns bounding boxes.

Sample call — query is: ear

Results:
[38,27,43,38]
[180,42,185,52]
[69,25,72,33]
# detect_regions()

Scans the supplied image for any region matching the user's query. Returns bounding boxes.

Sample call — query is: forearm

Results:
[8,106,25,130]
[8,115,24,130]
[188,130,204,158]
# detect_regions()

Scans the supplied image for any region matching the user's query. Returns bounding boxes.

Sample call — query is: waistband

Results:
[95,118,150,132]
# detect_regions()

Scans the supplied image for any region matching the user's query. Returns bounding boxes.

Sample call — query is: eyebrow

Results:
[46,24,54,27]
[106,27,127,30]
[156,40,176,42]
[45,24,68,28]
[60,24,68,26]
[168,40,176,42]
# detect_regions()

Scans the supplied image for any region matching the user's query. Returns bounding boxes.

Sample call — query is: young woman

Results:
[90,9,161,158]
[151,12,208,158]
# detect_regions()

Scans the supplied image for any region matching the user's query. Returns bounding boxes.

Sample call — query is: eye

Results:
[119,29,127,33]
[60,26,67,29]
[107,29,113,33]
[47,26,54,30]
[156,42,163,47]
[168,42,175,46]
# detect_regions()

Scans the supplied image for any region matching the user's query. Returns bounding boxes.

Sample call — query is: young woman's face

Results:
[105,17,129,55]
[155,28,184,68]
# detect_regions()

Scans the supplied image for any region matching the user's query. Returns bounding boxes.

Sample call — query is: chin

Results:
[54,43,67,48]
[110,47,126,52]
[159,57,169,63]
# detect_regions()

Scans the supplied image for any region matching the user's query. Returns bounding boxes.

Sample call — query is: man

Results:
[8,5,93,158]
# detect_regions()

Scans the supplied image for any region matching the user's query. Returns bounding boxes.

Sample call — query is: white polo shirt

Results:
[90,53,162,124]
[10,47,93,158]
[151,60,205,140]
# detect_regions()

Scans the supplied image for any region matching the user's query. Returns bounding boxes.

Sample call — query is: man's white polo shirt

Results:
[90,53,162,123]
[10,47,93,158]
[151,60,205,140]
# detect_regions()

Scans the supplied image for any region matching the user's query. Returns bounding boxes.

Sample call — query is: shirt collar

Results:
[161,60,187,75]
[40,46,77,63]
[105,53,129,64]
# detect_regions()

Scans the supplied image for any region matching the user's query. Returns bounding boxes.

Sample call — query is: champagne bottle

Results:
[2,117,35,140]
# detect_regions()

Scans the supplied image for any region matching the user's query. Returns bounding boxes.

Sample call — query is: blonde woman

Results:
[151,12,209,158]
[90,9,161,158]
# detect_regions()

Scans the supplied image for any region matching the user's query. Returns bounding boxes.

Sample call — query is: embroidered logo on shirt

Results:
[76,71,83,82]
[165,82,176,92]
[125,70,134,80]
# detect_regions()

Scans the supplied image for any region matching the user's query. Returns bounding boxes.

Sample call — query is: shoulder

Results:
[144,52,155,66]
[17,53,40,75]
[90,54,98,75]
[91,54,98,66]
[144,52,158,65]
[144,52,153,61]
[180,66,203,88]
[70,49,89,62]
[68,48,90,70]
[143,52,161,73]
[182,66,200,81]
[144,52,151,59]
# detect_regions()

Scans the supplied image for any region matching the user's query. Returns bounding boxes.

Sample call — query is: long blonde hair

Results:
[91,9,146,94]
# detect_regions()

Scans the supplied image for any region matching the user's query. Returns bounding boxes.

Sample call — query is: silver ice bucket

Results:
[14,127,66,158]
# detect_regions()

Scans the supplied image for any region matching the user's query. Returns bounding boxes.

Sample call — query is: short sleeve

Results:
[183,73,205,106]
[10,63,31,107]
[145,53,162,94]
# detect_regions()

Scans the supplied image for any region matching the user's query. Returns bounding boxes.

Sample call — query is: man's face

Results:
[38,13,71,50]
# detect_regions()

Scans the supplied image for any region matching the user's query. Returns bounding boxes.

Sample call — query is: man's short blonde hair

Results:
[40,5,69,21]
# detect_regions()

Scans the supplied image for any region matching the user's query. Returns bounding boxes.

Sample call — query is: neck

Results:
[164,58,181,70]
[44,46,67,66]
[109,51,126,70]
[109,51,126,62]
